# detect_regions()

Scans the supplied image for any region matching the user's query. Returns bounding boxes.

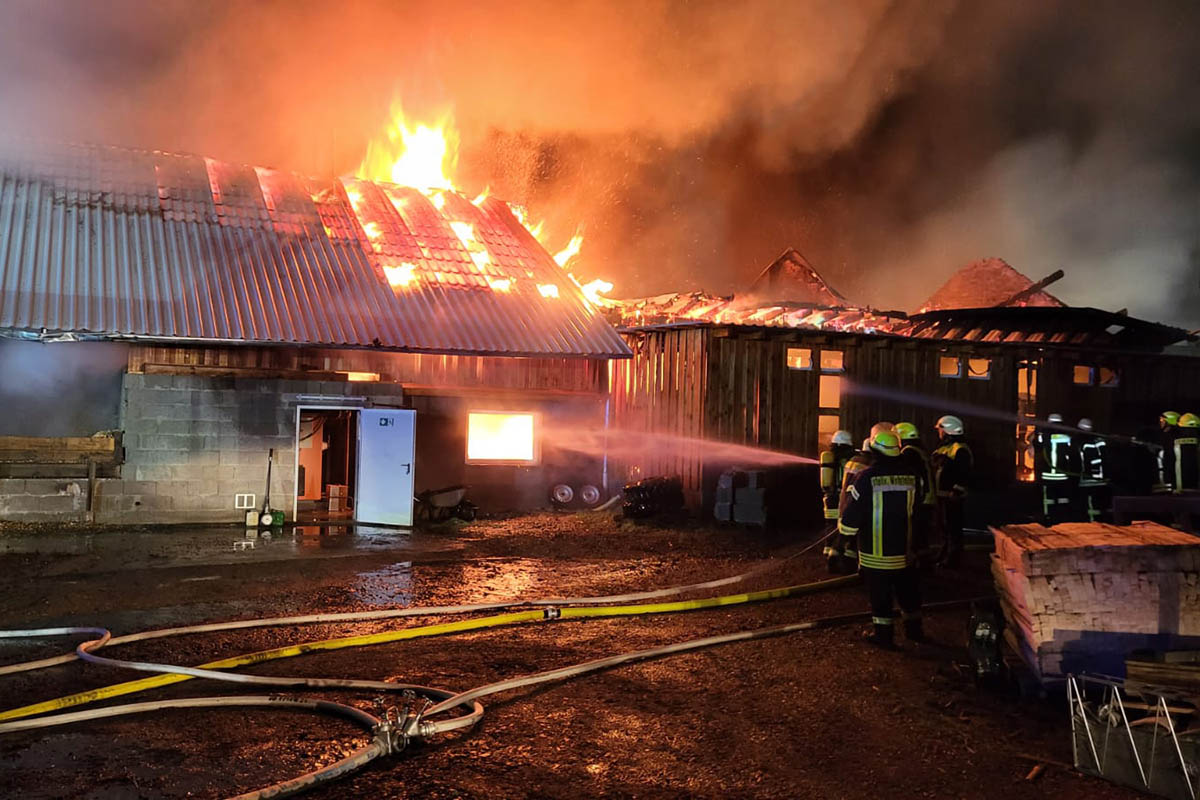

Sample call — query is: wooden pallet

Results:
[991,522,1200,682]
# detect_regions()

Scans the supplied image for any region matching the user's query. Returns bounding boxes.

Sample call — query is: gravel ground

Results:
[0,513,1137,799]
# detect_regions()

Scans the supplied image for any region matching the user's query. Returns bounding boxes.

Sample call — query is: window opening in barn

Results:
[1098,367,1120,387]
[1015,360,1039,482]
[336,371,380,382]
[939,355,962,378]
[818,375,841,410]
[819,350,844,372]
[466,412,537,463]
[1073,365,1095,385]
[818,414,841,450]
[786,348,812,370]
[967,358,991,380]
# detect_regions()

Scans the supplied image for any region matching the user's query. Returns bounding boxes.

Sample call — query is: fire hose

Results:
[0,531,982,798]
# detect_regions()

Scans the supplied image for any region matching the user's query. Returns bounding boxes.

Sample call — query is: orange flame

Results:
[383,263,417,288]
[356,102,616,299]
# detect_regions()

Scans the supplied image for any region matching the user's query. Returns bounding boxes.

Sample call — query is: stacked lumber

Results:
[1126,652,1200,696]
[991,522,1200,682]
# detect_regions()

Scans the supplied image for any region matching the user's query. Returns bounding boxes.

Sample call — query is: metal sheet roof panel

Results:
[0,143,630,358]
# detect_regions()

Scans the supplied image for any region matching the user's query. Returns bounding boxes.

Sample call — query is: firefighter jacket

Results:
[819,444,856,519]
[838,455,920,570]
[839,449,878,514]
[900,443,936,508]
[1076,435,1109,487]
[1033,430,1079,483]
[1174,428,1200,492]
[932,437,973,498]
[1158,427,1177,492]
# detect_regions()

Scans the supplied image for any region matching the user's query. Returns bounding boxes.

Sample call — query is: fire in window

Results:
[819,375,841,409]
[967,358,991,380]
[939,356,962,378]
[1098,367,1120,387]
[1073,365,1095,385]
[466,412,537,463]
[820,350,844,372]
[786,348,812,370]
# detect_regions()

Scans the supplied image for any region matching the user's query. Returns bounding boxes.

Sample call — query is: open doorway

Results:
[294,408,359,523]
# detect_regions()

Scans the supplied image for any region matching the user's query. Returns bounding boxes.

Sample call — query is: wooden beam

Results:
[998,269,1065,307]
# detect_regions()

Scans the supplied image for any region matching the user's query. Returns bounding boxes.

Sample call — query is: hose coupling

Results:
[542,607,561,620]
[372,718,407,755]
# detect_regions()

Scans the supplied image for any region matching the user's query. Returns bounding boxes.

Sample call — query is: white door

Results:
[356,408,417,526]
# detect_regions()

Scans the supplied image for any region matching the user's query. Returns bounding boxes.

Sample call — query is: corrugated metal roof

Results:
[906,307,1190,350]
[0,142,630,358]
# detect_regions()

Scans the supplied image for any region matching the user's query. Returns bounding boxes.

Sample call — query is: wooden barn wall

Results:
[608,328,708,499]
[844,341,1019,488]
[127,345,608,393]
[702,332,819,453]
[1037,351,1200,436]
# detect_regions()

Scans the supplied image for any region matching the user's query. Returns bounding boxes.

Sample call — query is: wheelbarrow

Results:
[414,485,477,522]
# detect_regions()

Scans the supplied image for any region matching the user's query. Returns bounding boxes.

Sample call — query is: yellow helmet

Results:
[894,422,919,441]
[1180,413,1200,429]
[870,430,901,457]
[1162,411,1180,426]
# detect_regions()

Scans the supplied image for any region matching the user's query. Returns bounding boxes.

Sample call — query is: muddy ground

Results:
[0,514,1136,799]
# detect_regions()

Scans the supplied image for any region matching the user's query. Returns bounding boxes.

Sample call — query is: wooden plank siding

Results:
[128,345,609,394]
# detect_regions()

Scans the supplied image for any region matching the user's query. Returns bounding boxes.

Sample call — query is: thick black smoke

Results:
[1,0,1197,326]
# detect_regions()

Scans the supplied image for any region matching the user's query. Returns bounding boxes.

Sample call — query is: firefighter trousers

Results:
[938,495,965,564]
[1040,477,1076,523]
[863,566,921,626]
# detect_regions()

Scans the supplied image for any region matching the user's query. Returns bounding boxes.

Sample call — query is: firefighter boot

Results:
[864,623,896,650]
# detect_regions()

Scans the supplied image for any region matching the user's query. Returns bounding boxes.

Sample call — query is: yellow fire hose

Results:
[0,574,857,722]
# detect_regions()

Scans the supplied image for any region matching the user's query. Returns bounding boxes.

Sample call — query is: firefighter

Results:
[1158,411,1180,493]
[895,421,935,561]
[820,430,857,573]
[834,423,894,571]
[1174,413,1200,493]
[1075,418,1110,522]
[931,415,972,567]
[838,429,923,649]
[1034,413,1079,523]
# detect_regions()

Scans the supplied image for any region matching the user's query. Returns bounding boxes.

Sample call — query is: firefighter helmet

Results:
[1078,418,1094,431]
[894,422,919,441]
[936,415,964,436]
[1162,411,1180,426]
[831,430,854,447]
[870,430,901,456]
[1047,413,1064,424]
[870,422,895,437]
[1180,413,1200,428]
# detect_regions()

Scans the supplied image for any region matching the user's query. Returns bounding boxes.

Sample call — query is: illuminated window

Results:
[967,358,991,380]
[820,350,844,372]
[1073,365,1095,386]
[1099,367,1120,387]
[786,348,812,370]
[466,412,537,464]
[819,375,841,409]
[337,371,380,382]
[939,356,962,378]
[818,415,841,449]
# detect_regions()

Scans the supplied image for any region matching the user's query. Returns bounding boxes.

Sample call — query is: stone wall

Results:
[99,373,404,523]
[0,373,405,524]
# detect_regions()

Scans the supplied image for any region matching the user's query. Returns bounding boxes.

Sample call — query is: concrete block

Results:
[143,374,175,390]
[123,374,146,390]
[0,479,26,493]
[134,466,174,481]
[188,450,220,466]
[23,479,84,496]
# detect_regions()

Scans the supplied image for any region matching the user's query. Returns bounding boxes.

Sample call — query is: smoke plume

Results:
[0,0,1196,326]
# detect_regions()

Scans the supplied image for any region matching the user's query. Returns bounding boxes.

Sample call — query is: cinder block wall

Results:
[93,374,404,524]
[0,479,89,522]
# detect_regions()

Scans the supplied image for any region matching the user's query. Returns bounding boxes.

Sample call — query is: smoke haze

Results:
[1,0,1197,326]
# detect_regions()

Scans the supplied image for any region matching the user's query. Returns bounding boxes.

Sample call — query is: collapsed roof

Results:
[748,248,849,306]
[918,257,1065,312]
[0,142,630,358]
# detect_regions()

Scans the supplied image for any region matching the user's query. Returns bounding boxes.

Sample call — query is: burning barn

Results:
[609,252,1197,519]
[0,142,630,524]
